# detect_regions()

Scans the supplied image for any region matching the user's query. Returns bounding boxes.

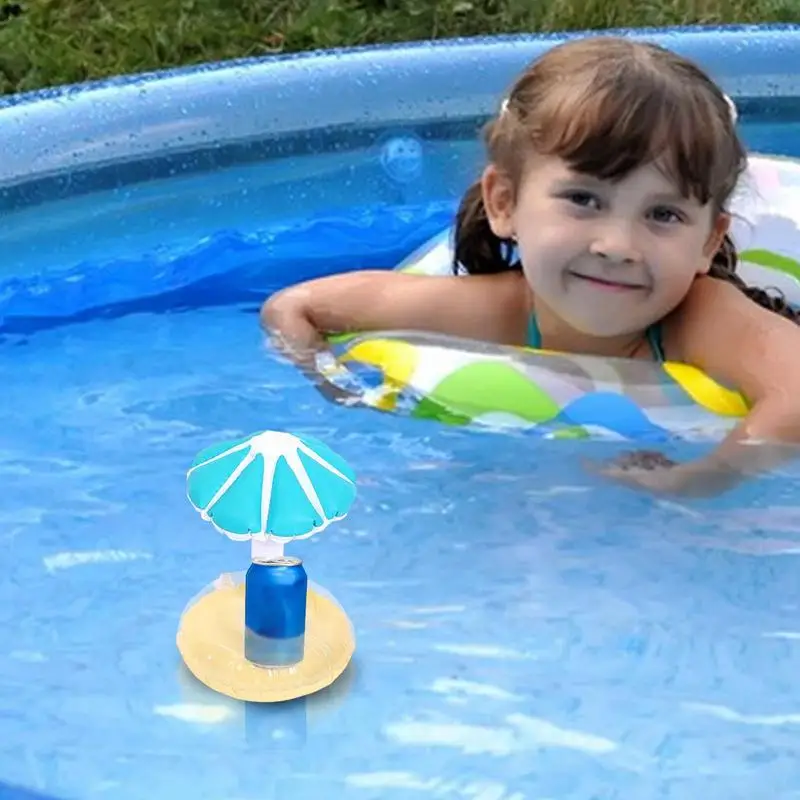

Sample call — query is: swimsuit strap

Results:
[645,321,666,362]
[526,314,542,348]
[527,314,666,362]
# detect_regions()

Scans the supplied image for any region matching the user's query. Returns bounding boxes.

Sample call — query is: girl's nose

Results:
[589,223,642,263]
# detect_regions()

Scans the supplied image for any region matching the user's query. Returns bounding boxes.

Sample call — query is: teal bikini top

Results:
[526,315,666,362]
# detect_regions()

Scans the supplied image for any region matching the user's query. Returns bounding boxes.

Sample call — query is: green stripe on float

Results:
[741,249,800,282]
[410,362,562,425]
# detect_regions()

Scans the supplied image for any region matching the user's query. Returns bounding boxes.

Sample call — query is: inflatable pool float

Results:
[316,153,800,442]
[177,572,355,703]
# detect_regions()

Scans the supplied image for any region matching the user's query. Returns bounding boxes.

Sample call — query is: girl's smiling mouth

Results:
[570,272,647,291]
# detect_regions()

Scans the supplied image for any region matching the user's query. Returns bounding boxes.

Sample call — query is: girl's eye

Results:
[563,191,600,210]
[650,206,684,224]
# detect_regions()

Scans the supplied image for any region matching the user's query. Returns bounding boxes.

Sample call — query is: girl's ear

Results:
[481,164,516,240]
[698,212,731,275]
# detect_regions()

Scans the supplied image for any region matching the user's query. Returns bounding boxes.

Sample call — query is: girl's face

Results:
[482,155,730,339]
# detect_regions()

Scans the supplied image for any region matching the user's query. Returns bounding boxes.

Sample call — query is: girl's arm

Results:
[261,269,528,368]
[665,275,800,485]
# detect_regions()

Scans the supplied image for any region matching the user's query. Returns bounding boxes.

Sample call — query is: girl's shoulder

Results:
[663,276,756,346]
[436,270,531,344]
[661,276,729,361]
[662,274,798,376]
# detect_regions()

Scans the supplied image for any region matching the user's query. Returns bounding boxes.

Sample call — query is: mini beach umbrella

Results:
[186,430,357,559]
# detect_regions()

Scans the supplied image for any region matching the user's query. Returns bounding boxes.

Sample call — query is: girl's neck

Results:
[529,293,654,360]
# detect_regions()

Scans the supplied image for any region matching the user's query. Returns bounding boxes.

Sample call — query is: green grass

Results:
[1,0,799,95]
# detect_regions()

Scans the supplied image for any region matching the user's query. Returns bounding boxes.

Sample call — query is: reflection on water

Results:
[172,659,358,747]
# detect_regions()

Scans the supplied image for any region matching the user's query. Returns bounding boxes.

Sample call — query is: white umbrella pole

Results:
[251,536,284,563]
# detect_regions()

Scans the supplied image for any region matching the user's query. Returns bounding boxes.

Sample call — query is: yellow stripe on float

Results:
[663,361,749,417]
[340,339,420,411]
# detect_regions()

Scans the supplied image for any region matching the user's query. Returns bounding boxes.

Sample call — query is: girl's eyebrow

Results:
[647,192,697,206]
[552,174,696,206]
[551,173,605,188]
[549,177,602,192]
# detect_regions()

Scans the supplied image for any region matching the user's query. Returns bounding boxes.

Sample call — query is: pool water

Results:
[3,298,800,800]
[4,106,800,797]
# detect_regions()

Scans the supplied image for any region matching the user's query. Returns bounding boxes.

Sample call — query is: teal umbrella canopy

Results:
[186,430,356,541]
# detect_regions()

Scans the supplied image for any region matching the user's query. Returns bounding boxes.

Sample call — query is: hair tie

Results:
[724,93,738,124]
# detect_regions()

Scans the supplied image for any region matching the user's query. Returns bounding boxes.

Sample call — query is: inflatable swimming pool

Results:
[3,24,800,800]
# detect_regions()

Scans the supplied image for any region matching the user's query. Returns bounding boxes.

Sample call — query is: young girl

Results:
[263,36,800,496]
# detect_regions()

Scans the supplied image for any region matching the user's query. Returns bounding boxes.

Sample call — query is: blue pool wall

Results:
[2,26,799,187]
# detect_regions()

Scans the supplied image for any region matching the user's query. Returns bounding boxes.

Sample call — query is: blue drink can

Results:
[244,556,308,668]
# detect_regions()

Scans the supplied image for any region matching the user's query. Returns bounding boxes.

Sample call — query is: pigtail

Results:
[708,234,800,323]
[453,179,518,276]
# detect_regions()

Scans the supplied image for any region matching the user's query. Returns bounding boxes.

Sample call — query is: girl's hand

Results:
[261,314,363,407]
[589,450,741,498]
[311,350,367,407]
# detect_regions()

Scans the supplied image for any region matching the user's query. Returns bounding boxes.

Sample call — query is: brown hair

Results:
[454,36,799,322]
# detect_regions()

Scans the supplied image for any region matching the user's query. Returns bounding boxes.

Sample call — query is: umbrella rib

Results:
[296,442,354,484]
[187,439,251,476]
[259,452,278,535]
[285,448,326,520]
[202,449,255,515]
